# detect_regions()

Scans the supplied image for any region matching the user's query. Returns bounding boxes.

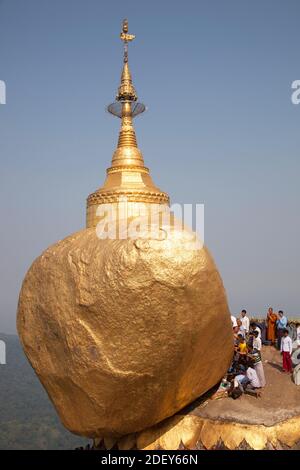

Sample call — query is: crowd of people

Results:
[223,308,300,399]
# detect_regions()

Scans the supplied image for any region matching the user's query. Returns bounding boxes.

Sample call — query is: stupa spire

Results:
[116,19,137,102]
[86,19,169,228]
[108,19,143,163]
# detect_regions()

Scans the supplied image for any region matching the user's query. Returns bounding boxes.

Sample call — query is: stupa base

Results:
[91,347,300,450]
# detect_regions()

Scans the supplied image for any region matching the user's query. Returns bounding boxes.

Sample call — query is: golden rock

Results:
[17,20,234,438]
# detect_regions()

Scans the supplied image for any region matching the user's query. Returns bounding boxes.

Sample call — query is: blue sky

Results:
[0,0,299,332]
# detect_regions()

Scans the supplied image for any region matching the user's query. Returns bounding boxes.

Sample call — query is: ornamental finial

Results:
[120,19,135,63]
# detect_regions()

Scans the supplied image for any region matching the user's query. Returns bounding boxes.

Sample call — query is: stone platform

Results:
[93,347,300,450]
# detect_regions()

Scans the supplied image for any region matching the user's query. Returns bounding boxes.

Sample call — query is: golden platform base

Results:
[93,413,300,451]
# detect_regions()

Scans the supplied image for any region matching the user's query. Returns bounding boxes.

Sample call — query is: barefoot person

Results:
[250,347,266,388]
[266,307,277,345]
[281,329,293,373]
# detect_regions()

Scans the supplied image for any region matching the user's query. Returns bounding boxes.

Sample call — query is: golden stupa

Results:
[17,20,233,439]
[86,20,169,228]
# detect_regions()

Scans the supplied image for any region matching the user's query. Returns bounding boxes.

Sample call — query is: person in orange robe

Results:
[266,307,277,344]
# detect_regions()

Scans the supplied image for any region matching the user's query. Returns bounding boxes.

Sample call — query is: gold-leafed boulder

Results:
[17,20,233,438]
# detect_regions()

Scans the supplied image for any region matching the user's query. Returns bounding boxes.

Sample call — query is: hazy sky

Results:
[0,0,299,333]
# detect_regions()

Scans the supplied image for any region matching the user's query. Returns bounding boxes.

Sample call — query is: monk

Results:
[266,307,277,344]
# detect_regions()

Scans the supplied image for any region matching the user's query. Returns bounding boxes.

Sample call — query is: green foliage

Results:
[0,333,88,450]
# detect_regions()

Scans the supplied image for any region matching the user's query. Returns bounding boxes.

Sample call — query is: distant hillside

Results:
[0,333,88,450]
